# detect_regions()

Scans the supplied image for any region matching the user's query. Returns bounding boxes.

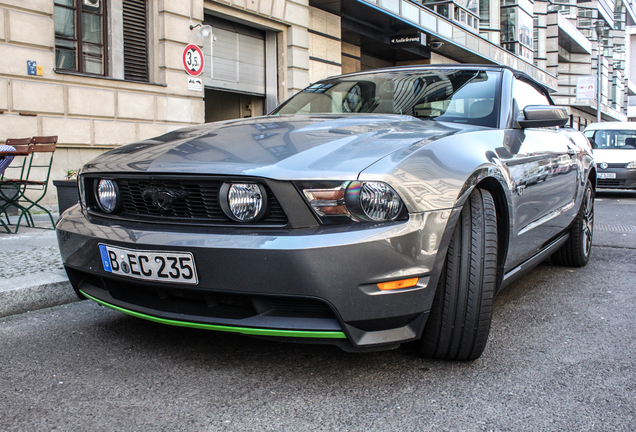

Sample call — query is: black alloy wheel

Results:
[551,179,594,267]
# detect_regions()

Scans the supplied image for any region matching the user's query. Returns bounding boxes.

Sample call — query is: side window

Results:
[513,79,550,111]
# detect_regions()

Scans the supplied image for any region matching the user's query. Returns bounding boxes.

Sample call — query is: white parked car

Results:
[584,122,636,189]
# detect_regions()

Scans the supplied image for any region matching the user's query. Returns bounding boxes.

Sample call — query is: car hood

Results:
[82,114,470,180]
[593,148,636,164]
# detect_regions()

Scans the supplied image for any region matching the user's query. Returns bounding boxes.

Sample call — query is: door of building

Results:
[202,15,274,122]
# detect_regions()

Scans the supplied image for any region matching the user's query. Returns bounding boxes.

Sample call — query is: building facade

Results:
[0,0,634,204]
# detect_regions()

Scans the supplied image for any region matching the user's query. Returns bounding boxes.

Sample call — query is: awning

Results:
[310,0,558,90]
[554,12,592,55]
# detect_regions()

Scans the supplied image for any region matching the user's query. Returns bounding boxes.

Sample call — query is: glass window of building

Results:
[500,4,533,60]
[423,1,479,30]
[479,0,490,26]
[54,0,107,75]
[54,0,150,82]
[501,7,516,43]
[437,3,450,18]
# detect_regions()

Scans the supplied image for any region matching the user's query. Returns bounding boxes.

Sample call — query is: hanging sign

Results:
[390,33,426,47]
[183,44,204,76]
[576,76,596,100]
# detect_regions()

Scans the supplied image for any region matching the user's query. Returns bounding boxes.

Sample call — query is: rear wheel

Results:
[417,188,498,361]
[551,179,594,267]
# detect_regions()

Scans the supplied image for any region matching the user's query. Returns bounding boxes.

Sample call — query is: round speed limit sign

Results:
[183,44,204,76]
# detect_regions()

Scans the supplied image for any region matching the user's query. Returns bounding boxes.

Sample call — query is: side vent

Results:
[123,0,149,82]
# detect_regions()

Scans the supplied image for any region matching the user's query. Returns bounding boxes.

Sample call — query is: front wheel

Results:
[416,188,498,361]
[551,179,594,267]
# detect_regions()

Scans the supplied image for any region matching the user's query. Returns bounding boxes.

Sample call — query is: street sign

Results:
[27,60,37,76]
[390,32,426,47]
[576,76,596,100]
[183,44,204,77]
[188,77,203,91]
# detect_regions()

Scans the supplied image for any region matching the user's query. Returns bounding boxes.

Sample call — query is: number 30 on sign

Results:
[183,44,204,76]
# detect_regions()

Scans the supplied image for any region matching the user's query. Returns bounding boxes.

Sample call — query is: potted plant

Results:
[53,169,80,215]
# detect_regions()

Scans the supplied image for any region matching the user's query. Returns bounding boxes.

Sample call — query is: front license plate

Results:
[598,172,616,179]
[99,244,198,284]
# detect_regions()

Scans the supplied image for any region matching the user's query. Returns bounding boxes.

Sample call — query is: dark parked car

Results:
[57,65,595,360]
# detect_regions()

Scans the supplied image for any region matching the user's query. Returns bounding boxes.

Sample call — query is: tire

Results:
[551,179,594,267]
[417,188,498,361]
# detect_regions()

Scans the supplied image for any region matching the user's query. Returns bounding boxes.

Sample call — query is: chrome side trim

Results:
[517,200,576,236]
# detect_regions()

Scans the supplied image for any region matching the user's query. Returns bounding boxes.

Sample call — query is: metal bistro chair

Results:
[0,136,58,233]
[0,138,33,234]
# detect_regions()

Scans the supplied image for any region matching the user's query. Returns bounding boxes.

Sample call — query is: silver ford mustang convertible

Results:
[57,65,595,360]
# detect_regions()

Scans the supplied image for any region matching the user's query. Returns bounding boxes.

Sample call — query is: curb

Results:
[0,270,78,318]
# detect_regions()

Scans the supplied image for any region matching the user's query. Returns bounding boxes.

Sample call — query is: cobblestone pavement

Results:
[0,211,62,280]
[0,244,63,279]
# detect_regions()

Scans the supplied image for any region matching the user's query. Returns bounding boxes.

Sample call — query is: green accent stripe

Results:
[80,290,347,339]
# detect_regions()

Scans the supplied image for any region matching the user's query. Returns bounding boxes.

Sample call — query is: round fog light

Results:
[220,183,268,222]
[96,179,118,213]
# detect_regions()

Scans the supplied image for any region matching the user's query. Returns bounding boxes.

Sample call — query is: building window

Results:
[501,7,515,43]
[54,0,150,82]
[54,0,107,75]
[437,4,450,18]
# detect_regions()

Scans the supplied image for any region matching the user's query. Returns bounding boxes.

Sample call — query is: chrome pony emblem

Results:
[599,162,608,170]
[142,187,189,211]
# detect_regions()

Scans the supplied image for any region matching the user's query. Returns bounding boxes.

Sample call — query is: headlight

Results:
[96,179,118,213]
[300,180,405,223]
[220,183,268,222]
[626,161,636,169]
[356,181,403,221]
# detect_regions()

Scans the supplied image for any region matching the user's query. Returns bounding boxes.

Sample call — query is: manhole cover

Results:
[595,223,636,233]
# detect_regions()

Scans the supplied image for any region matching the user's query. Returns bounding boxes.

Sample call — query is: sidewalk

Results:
[0,210,78,318]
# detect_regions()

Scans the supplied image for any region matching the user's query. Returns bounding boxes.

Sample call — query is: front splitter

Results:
[79,290,347,339]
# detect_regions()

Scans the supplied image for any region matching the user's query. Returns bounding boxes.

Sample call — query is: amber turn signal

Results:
[377,277,419,291]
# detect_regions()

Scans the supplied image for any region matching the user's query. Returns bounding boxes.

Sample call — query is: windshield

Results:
[584,130,636,150]
[272,69,501,128]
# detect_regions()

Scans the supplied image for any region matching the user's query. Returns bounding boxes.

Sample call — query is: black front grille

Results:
[87,176,288,226]
[597,179,626,188]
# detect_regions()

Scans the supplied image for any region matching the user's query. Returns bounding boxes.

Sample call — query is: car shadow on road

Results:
[84,263,569,377]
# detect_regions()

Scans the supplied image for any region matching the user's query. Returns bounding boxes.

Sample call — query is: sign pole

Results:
[595,20,604,123]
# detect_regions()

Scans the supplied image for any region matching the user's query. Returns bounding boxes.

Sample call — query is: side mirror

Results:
[517,105,569,128]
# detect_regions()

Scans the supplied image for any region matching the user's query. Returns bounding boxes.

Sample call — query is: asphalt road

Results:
[1,191,635,432]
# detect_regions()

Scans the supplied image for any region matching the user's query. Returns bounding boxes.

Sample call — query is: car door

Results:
[501,78,580,269]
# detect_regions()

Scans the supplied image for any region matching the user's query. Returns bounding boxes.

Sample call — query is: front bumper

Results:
[596,168,636,189]
[57,205,456,351]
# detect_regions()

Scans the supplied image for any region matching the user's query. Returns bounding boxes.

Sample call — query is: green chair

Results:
[0,136,58,233]
[0,138,33,234]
